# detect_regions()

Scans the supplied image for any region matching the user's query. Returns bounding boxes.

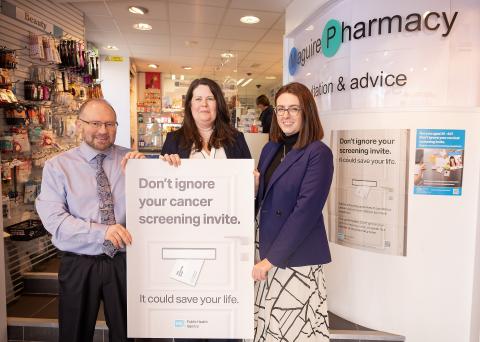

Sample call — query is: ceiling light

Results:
[240,16,260,24]
[236,78,244,85]
[104,45,118,50]
[148,64,158,69]
[221,52,234,59]
[241,78,253,87]
[133,23,152,31]
[265,76,276,80]
[128,6,148,15]
[305,25,314,31]
[182,66,192,70]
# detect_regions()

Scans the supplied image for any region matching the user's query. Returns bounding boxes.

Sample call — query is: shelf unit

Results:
[137,111,182,152]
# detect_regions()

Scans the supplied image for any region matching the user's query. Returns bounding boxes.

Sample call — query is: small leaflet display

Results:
[413,129,465,196]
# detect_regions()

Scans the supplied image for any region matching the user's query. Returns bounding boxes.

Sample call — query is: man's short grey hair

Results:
[78,98,116,119]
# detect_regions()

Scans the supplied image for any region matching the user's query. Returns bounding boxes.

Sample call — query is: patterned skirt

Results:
[254,224,329,342]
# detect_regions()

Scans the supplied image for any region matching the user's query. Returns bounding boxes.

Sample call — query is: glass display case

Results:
[137,111,182,152]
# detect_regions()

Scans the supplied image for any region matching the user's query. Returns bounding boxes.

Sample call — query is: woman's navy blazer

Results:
[161,129,252,159]
[255,140,333,268]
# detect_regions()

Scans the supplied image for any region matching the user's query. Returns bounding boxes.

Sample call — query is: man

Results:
[36,98,132,341]
[256,94,274,134]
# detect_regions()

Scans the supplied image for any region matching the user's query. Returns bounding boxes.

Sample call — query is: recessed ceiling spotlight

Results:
[265,76,276,80]
[104,45,119,50]
[128,6,148,15]
[148,64,158,69]
[221,52,234,58]
[182,66,192,70]
[133,23,152,31]
[240,15,260,24]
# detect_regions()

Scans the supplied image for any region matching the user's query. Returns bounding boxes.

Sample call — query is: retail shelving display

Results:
[137,110,183,151]
[1,35,101,302]
[237,107,262,133]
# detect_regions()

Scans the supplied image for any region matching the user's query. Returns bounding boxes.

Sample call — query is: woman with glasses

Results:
[252,82,333,342]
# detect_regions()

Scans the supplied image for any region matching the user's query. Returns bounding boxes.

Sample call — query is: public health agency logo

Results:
[175,320,185,328]
[289,19,342,76]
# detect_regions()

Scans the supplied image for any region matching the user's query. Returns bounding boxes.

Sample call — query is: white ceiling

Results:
[54,0,293,90]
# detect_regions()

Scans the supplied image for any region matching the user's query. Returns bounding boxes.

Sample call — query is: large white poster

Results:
[126,159,254,339]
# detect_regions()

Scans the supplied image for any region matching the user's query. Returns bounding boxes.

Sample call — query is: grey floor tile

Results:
[329,312,374,331]
[23,326,58,342]
[7,325,22,340]
[92,329,103,342]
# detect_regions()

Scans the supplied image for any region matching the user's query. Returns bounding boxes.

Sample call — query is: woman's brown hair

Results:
[270,82,324,149]
[179,78,237,151]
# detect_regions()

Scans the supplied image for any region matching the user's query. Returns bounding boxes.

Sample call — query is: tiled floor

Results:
[7,294,104,321]
[8,256,403,342]
[329,313,374,332]
[7,296,399,342]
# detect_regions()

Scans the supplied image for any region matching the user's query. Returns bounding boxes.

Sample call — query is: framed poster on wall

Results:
[329,129,409,256]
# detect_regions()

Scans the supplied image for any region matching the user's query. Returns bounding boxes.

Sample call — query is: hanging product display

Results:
[0,48,18,69]
[28,33,45,60]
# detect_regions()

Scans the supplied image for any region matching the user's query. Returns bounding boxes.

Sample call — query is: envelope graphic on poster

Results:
[163,248,216,287]
[169,259,204,286]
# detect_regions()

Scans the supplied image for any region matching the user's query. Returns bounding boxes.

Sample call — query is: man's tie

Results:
[95,153,118,258]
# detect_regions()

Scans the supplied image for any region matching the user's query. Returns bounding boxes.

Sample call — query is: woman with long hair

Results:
[161,77,250,161]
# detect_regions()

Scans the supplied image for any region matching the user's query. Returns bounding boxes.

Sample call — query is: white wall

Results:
[99,56,131,148]
[285,0,328,35]
[285,1,480,341]
[322,110,480,342]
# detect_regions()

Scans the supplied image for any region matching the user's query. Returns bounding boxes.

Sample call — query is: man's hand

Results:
[121,151,146,173]
[105,224,132,248]
[252,258,273,281]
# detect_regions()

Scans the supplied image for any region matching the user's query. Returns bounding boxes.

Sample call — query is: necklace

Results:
[200,148,216,159]
[280,145,286,162]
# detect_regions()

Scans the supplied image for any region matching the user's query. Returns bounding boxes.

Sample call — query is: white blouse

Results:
[189,146,227,159]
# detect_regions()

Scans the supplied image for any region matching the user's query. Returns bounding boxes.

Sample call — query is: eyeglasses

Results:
[274,106,301,117]
[79,119,118,129]
[193,96,216,104]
